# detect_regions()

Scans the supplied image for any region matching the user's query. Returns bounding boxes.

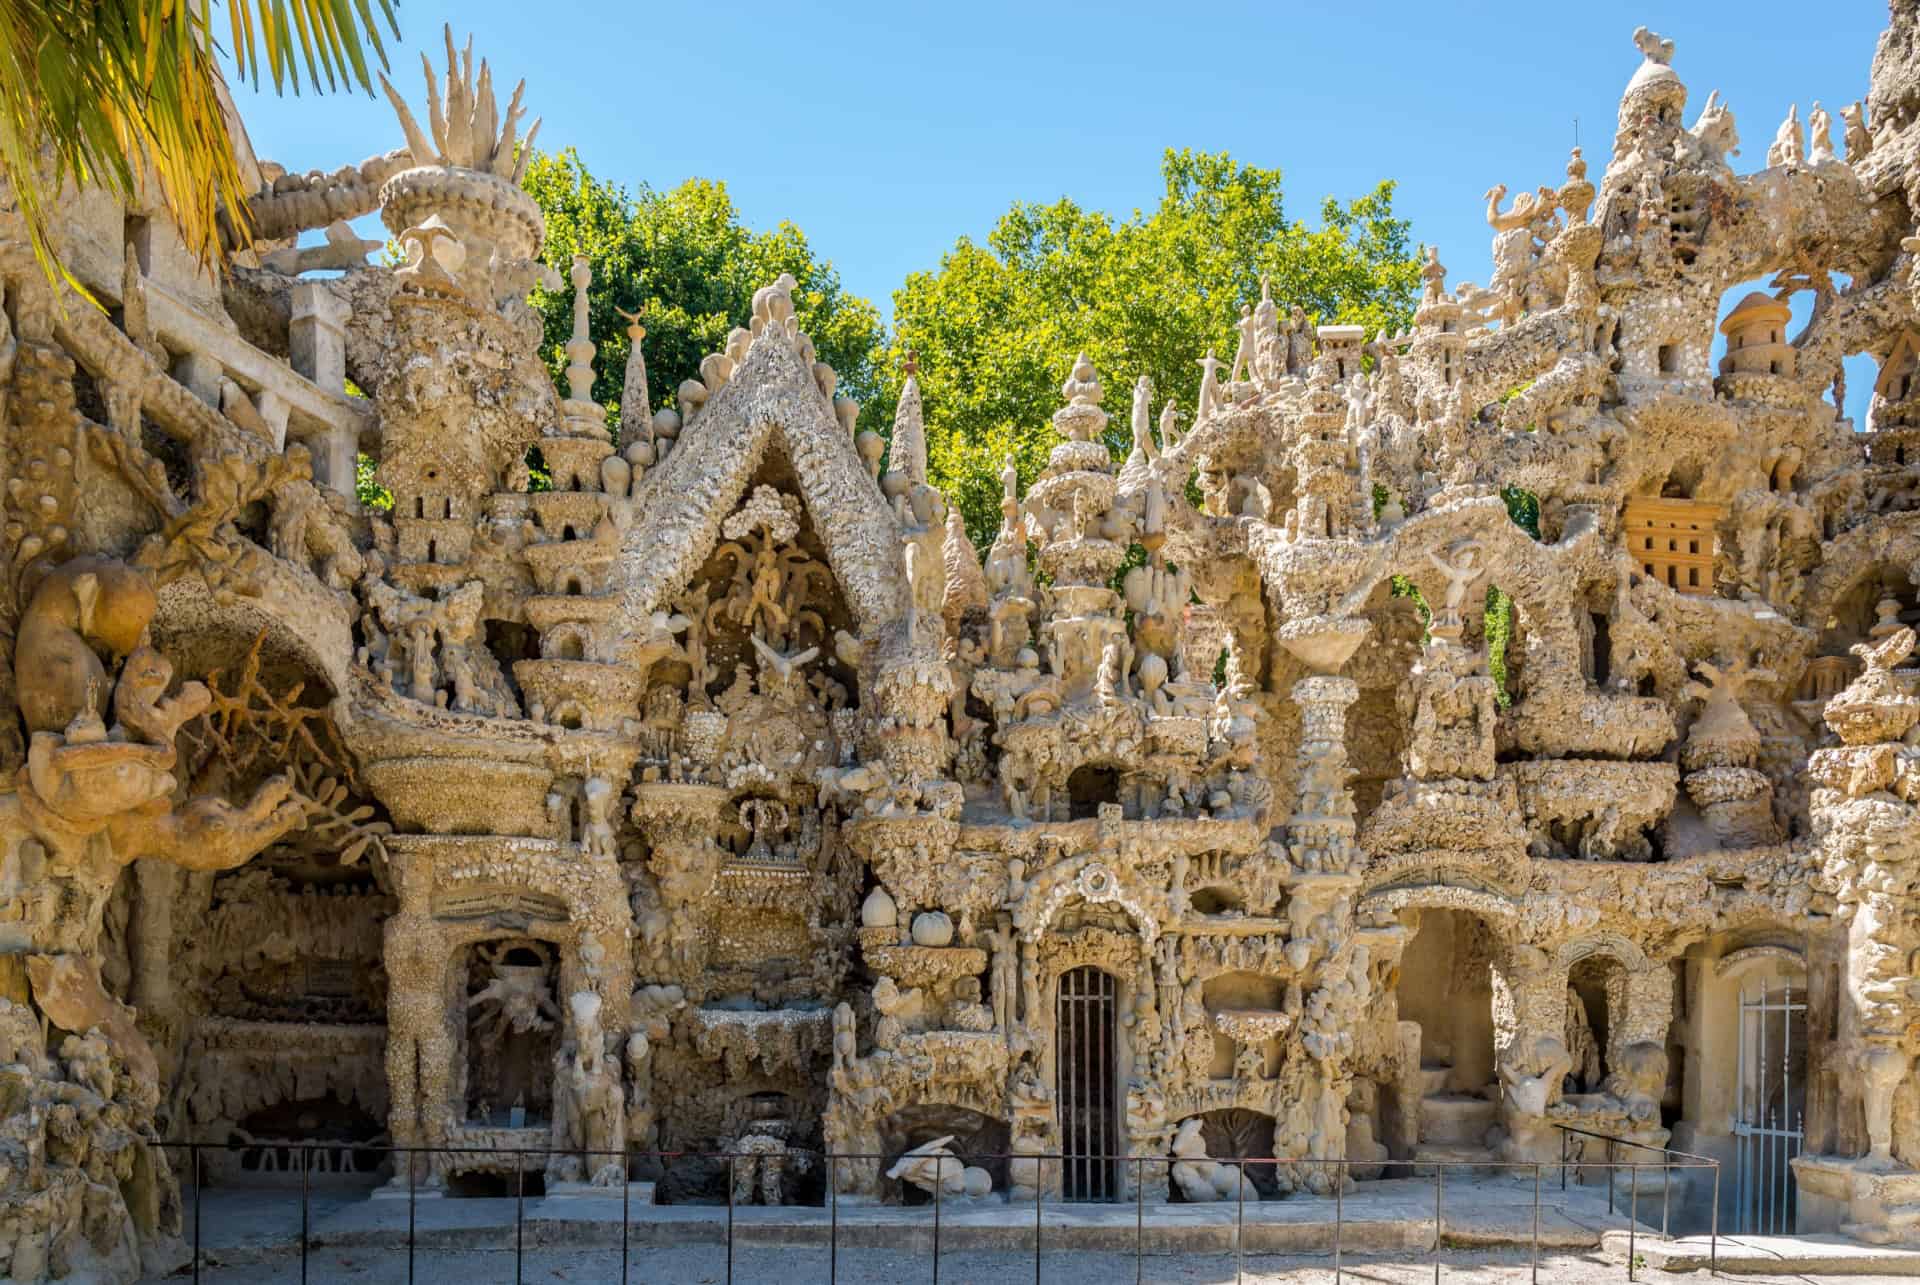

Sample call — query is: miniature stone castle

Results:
[4,12,1920,1282]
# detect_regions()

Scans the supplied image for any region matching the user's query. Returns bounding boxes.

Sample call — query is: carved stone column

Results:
[380,847,453,1190]
[1490,943,1569,1164]
[1286,674,1359,852]
[1790,630,1920,1238]
[629,783,729,979]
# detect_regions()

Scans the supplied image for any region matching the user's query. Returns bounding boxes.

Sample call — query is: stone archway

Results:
[1395,906,1501,1161]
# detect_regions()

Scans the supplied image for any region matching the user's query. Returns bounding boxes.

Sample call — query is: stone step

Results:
[1420,1094,1498,1146]
[1410,1144,1500,1178]
[1576,1164,1690,1213]
[1418,1065,1454,1097]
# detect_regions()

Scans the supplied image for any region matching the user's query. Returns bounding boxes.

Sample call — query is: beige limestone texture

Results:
[6,13,1920,1283]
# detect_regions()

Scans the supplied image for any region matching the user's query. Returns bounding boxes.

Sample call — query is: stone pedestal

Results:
[1794,1156,1920,1243]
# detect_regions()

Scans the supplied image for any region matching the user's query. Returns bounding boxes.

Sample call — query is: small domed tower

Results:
[1717,292,1795,378]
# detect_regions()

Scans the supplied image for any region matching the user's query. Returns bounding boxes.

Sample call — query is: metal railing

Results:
[158,1128,1719,1285]
[1557,1124,1723,1278]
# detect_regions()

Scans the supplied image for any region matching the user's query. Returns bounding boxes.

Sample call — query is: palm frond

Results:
[0,0,400,295]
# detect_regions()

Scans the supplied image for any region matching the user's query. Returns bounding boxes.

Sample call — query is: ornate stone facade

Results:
[6,14,1920,1281]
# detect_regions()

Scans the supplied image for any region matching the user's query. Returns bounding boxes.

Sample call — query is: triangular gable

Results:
[613,329,908,645]
[1875,330,1920,400]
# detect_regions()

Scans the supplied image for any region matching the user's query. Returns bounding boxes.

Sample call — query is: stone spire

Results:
[885,351,928,491]
[1052,353,1107,443]
[564,256,596,400]
[942,505,990,639]
[1117,375,1156,497]
[616,306,650,448]
[558,255,602,435]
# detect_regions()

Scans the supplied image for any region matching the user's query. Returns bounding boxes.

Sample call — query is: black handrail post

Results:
[406,1146,417,1285]
[1334,1159,1343,1285]
[1629,1163,1639,1282]
[621,1149,631,1285]
[1710,1160,1720,1276]
[1608,1148,1615,1215]
[726,1152,736,1285]
[301,1143,311,1285]
[1234,1159,1245,1285]
[1134,1155,1143,1285]
[191,1141,201,1285]
[932,1150,943,1285]
[1662,1152,1671,1241]
[515,1152,525,1285]
[1560,1127,1568,1192]
[1531,1162,1541,1285]
[1433,1163,1443,1285]
[829,1152,838,1285]
[1033,1155,1042,1285]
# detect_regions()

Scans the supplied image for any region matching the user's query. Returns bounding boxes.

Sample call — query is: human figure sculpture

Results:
[1808,101,1837,165]
[1426,540,1485,631]
[1229,303,1256,384]
[1768,104,1805,168]
[1563,991,1603,1092]
[552,991,625,1186]
[1195,349,1223,421]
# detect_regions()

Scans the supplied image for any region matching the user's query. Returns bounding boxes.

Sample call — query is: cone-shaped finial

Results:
[616,305,650,447]
[889,352,928,485]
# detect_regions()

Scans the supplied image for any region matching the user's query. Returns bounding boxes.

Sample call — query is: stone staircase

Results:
[1411,1064,1500,1176]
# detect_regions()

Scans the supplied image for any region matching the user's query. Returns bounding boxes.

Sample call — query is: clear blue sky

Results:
[227,0,1890,416]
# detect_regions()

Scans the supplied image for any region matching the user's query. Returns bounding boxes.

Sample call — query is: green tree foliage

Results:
[1500,484,1542,540]
[1484,485,1542,700]
[521,148,886,436]
[881,149,1423,545]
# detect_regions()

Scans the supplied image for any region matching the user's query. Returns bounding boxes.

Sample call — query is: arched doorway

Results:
[1056,965,1119,1200]
[1394,908,1498,1161]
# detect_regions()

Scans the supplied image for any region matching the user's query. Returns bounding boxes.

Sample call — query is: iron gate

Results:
[1733,980,1805,1234]
[1056,966,1118,1200]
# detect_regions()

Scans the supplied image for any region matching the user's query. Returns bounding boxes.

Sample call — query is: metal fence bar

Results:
[1334,1163,1343,1285]
[1662,1145,1671,1242]
[1711,1163,1721,1276]
[1530,1162,1540,1285]
[1033,1155,1042,1285]
[192,1142,202,1285]
[300,1144,311,1285]
[1134,1155,1143,1285]
[1629,1163,1639,1282]
[151,1138,1725,1284]
[407,1146,417,1285]
[1234,1159,1245,1285]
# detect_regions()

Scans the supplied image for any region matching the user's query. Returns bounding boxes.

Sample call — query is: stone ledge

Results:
[1615,1231,1920,1276]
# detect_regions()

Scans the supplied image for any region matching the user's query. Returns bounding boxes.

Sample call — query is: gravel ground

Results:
[148,1244,1920,1284]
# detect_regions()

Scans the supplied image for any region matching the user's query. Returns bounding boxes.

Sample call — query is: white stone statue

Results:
[1169,1118,1240,1202]
[886,1136,992,1199]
